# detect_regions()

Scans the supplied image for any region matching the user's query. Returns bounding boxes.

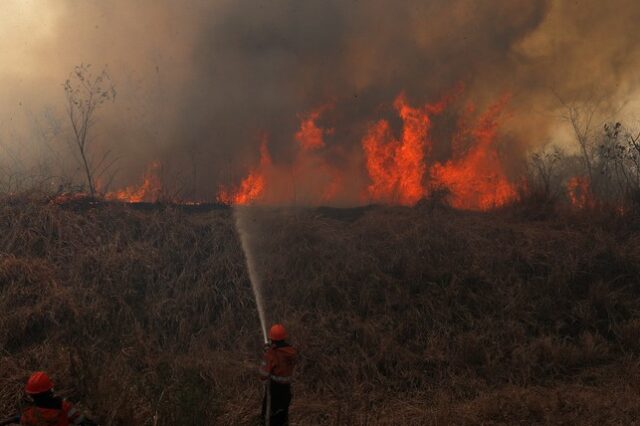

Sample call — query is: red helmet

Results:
[269,324,287,341]
[25,371,54,395]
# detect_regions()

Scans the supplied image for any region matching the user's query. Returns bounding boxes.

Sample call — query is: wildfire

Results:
[217,89,518,210]
[361,92,516,209]
[217,142,271,205]
[430,96,516,209]
[566,176,592,209]
[362,94,441,205]
[294,105,344,203]
[104,161,162,203]
[295,105,333,150]
[220,106,345,206]
[48,87,520,210]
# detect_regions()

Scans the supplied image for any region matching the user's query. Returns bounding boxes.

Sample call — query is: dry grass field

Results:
[1,196,640,424]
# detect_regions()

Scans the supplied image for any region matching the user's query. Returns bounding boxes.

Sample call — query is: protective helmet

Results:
[25,371,54,395]
[269,324,287,341]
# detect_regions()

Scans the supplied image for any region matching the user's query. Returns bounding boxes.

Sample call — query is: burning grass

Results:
[215,89,518,209]
[1,199,640,424]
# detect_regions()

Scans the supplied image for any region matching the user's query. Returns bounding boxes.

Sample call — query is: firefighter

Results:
[3,371,96,426]
[260,324,297,426]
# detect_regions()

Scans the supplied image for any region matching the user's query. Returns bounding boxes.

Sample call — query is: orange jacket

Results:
[260,343,297,384]
[20,400,83,426]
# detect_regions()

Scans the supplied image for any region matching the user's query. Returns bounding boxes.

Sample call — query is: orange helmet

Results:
[269,324,287,341]
[25,371,54,395]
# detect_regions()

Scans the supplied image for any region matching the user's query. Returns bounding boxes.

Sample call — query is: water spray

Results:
[234,206,268,344]
[234,206,272,426]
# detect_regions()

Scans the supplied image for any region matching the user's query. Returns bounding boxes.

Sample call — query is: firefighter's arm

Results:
[259,350,273,381]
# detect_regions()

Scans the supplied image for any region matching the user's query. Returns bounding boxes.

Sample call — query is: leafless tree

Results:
[528,145,565,198]
[555,90,627,195]
[600,122,640,203]
[63,64,116,196]
[556,96,601,189]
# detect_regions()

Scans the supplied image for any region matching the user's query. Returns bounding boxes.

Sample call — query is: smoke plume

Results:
[2,0,640,202]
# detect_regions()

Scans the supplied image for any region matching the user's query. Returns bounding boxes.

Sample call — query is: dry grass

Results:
[0,197,640,424]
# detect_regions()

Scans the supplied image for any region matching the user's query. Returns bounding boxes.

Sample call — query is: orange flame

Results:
[104,161,162,203]
[295,105,333,150]
[566,176,592,209]
[430,95,517,210]
[217,142,271,205]
[362,94,438,205]
[293,106,344,204]
[218,106,345,206]
[218,89,518,210]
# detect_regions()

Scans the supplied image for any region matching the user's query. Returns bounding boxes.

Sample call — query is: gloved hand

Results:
[263,343,271,352]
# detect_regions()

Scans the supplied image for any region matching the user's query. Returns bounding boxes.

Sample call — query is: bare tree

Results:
[528,145,564,199]
[64,64,116,196]
[600,122,640,203]
[557,97,601,188]
[555,90,627,195]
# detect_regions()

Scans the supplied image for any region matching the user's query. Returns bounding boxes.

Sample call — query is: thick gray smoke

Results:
[2,0,640,199]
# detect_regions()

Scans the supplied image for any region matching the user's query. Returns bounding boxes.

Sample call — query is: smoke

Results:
[2,0,640,199]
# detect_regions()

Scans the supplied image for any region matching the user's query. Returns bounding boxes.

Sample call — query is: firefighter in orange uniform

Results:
[6,371,95,426]
[260,324,297,426]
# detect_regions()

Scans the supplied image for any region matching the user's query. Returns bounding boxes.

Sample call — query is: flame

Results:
[321,173,343,202]
[294,107,345,204]
[50,192,92,205]
[104,161,162,203]
[295,105,333,150]
[217,141,271,205]
[361,92,515,209]
[218,106,345,206]
[430,95,517,210]
[216,88,517,210]
[566,176,592,209]
[362,94,439,205]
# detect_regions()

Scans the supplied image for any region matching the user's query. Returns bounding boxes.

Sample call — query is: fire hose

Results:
[265,379,271,426]
[263,341,271,426]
